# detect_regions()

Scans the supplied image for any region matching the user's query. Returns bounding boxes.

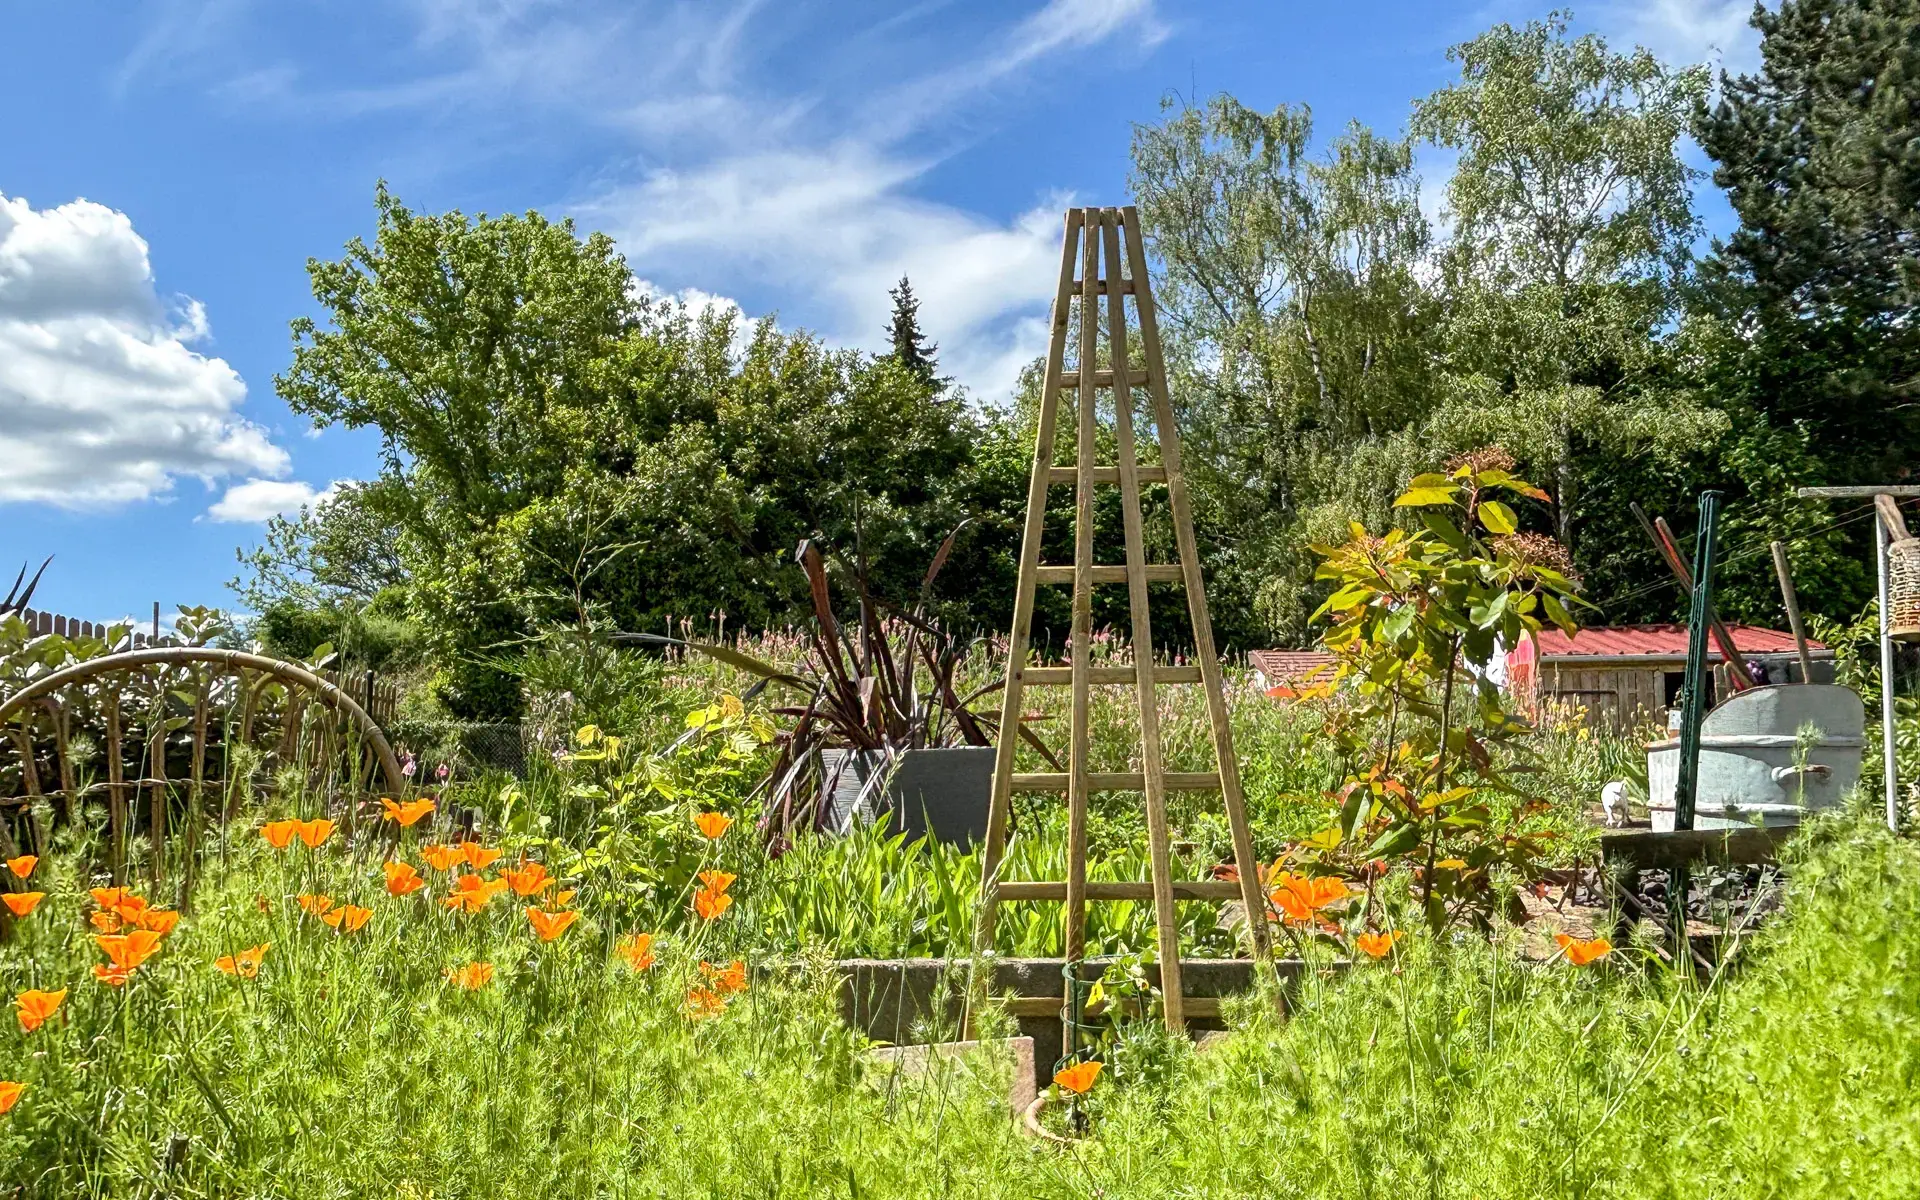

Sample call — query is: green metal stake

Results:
[1672,490,1722,946]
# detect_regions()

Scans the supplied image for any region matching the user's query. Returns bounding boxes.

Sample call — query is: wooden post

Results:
[106,690,126,882]
[1769,541,1816,683]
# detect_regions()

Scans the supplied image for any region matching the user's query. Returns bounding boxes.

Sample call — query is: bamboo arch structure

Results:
[0,647,406,795]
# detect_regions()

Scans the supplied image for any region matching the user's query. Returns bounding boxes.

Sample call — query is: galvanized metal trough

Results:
[1647,683,1864,830]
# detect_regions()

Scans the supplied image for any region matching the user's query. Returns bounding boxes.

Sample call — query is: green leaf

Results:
[1420,511,1472,553]
[1479,500,1518,535]
[1408,472,1450,489]
[1369,822,1422,858]
[1394,486,1458,508]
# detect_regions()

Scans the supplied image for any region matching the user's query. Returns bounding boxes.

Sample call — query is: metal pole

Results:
[1675,491,1722,833]
[1879,520,1899,831]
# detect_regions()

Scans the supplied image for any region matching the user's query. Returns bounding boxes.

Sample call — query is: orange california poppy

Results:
[5,855,35,879]
[1053,1060,1103,1095]
[0,1081,21,1115]
[93,965,135,987]
[296,818,335,849]
[554,889,576,907]
[616,933,656,971]
[700,959,748,996]
[215,943,271,979]
[420,843,463,872]
[89,910,123,932]
[14,988,66,1033]
[684,986,728,1020]
[693,887,733,920]
[98,928,164,967]
[261,819,299,850]
[2,892,43,918]
[459,842,502,870]
[1554,933,1613,966]
[1268,872,1351,925]
[1354,930,1405,960]
[90,887,141,912]
[133,908,180,935]
[380,797,437,827]
[297,893,336,917]
[696,870,736,895]
[500,861,554,897]
[445,961,495,990]
[525,906,580,943]
[383,860,425,896]
[322,904,373,933]
[443,873,507,913]
[694,811,733,840]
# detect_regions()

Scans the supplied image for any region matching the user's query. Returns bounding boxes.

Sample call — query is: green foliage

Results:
[885,275,940,386]
[1302,454,1583,931]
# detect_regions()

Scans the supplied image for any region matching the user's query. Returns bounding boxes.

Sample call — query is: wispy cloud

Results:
[1593,0,1763,74]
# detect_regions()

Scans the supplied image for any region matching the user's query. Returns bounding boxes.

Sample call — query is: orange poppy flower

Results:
[1554,933,1613,966]
[133,908,180,935]
[296,818,335,849]
[445,961,495,990]
[615,933,656,971]
[383,860,426,896]
[322,904,373,933]
[5,855,35,879]
[443,873,507,913]
[261,819,299,850]
[14,988,66,1033]
[1268,872,1351,925]
[0,1081,21,1115]
[1053,1060,1103,1095]
[692,887,733,920]
[214,943,271,979]
[90,887,143,913]
[459,842,502,870]
[525,907,580,942]
[2,892,43,918]
[695,811,733,839]
[500,861,555,897]
[554,889,576,907]
[89,910,123,932]
[1354,930,1405,959]
[700,959,747,996]
[93,928,163,985]
[685,986,728,1020]
[380,797,436,827]
[297,893,336,917]
[420,843,464,872]
[696,870,736,895]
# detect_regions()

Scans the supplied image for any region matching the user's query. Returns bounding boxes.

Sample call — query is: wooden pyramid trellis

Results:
[975,206,1271,1037]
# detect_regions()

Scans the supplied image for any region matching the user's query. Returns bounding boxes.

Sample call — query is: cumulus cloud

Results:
[0,192,288,509]
[204,478,342,523]
[1596,0,1762,74]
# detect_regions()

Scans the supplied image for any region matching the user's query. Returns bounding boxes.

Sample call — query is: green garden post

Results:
[1674,490,1722,833]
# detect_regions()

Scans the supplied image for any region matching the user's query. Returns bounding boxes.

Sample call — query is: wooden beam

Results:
[1599,825,1794,869]
[1047,466,1168,485]
[994,880,1242,901]
[1012,771,1220,793]
[1021,666,1202,685]
[1795,486,1920,498]
[1058,368,1149,389]
[1036,564,1182,585]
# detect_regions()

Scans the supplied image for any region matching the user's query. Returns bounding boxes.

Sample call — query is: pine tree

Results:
[886,276,939,385]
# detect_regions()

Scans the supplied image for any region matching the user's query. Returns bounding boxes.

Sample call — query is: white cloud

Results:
[204,477,342,523]
[1596,0,1762,74]
[0,192,289,509]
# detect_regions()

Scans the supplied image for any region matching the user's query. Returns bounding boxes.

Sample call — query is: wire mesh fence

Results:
[383,719,565,781]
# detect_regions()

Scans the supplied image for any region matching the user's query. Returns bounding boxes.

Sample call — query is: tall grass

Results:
[2,801,1915,1196]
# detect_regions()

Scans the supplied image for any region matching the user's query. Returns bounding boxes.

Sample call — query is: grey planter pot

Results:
[1646,683,1865,830]
[820,746,996,846]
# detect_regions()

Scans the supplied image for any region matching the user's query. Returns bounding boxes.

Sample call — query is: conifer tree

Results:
[886,276,939,385]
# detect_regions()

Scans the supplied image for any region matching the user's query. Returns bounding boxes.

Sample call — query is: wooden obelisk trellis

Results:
[975,206,1271,1039]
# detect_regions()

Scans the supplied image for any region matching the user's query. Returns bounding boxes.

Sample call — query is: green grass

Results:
[2,801,1916,1197]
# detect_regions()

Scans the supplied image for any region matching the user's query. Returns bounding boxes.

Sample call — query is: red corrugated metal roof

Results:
[1529,623,1825,658]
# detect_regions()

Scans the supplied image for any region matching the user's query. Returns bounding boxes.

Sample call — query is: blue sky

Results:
[0,0,1759,625]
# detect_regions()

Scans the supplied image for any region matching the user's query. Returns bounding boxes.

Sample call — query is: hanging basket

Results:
[1889,538,1920,642]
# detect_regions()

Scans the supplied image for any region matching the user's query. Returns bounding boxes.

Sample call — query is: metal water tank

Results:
[1647,683,1865,831]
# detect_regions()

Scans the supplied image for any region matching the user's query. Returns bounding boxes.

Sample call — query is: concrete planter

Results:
[820,746,995,846]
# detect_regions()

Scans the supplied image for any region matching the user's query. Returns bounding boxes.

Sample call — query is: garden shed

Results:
[1250,649,1335,698]
[1507,623,1833,732]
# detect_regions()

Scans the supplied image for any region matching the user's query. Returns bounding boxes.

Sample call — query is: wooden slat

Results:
[1012,771,1220,793]
[1004,995,1222,1019]
[975,207,1083,968]
[1121,204,1273,962]
[1046,465,1167,484]
[1035,564,1182,585]
[995,880,1242,901]
[1058,368,1149,389]
[1059,276,1136,297]
[1600,825,1793,869]
[1102,205,1185,1030]
[1065,205,1101,995]
[1021,665,1202,685]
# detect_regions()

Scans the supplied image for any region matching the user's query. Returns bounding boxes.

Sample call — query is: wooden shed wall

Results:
[1538,663,1667,732]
